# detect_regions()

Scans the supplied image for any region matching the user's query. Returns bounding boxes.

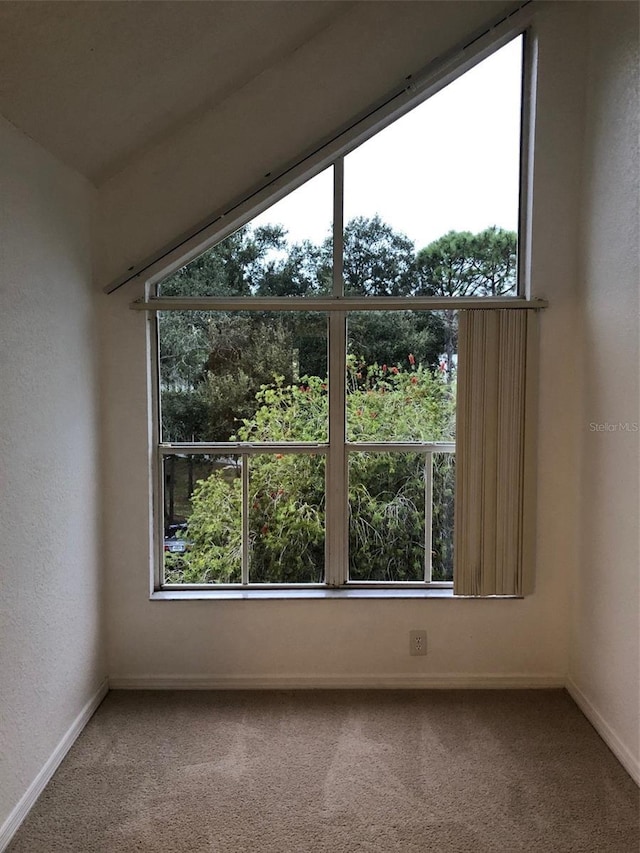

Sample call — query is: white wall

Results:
[0,117,105,837]
[100,3,589,689]
[569,2,639,781]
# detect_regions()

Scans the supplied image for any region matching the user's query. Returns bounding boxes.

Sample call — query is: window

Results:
[151,34,529,592]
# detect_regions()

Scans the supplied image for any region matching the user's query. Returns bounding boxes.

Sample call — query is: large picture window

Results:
[153,34,526,591]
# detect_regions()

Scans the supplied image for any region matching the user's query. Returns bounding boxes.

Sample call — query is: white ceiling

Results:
[0,1,352,184]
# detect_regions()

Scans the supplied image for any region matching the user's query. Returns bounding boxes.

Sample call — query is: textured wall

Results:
[570,1,640,779]
[0,117,105,831]
[101,4,588,688]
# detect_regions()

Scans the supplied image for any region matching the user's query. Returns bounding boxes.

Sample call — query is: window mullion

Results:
[326,312,347,586]
[424,451,434,583]
[332,159,344,298]
[152,313,164,591]
[326,159,347,587]
[242,453,249,584]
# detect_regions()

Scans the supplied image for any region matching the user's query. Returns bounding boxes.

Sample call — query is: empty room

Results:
[0,1,638,851]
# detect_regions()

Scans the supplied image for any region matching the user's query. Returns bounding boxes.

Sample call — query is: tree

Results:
[338,216,446,369]
[165,359,455,585]
[159,220,515,540]
[470,226,518,296]
[160,224,288,298]
[158,225,288,522]
[415,227,517,377]
[159,216,449,449]
[347,310,444,373]
[255,239,330,297]
[342,215,416,296]
[158,224,292,444]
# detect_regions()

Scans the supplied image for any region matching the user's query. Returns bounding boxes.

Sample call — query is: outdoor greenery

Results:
[165,357,455,584]
[160,216,516,585]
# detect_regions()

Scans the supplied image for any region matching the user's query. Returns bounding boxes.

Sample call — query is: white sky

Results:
[253,36,523,251]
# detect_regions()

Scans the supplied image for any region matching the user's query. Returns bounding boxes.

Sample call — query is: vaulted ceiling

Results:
[1,0,517,284]
[0,1,352,183]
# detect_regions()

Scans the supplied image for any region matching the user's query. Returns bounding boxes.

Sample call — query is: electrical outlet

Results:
[409,629,427,656]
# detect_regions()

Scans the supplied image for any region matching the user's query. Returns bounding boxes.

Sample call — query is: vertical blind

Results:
[454,310,538,596]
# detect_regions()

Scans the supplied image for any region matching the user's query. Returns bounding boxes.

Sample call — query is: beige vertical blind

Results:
[454,310,538,596]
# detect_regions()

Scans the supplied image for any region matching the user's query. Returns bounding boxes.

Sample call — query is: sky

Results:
[252,36,523,252]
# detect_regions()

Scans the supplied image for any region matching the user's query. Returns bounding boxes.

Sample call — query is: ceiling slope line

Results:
[95,2,358,186]
[104,0,533,295]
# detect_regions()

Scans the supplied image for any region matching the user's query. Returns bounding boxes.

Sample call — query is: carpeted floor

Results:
[7,689,639,852]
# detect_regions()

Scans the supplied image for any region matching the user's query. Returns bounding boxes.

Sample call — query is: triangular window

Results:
[154,33,530,591]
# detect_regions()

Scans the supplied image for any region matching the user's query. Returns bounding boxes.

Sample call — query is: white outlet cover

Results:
[409,629,427,656]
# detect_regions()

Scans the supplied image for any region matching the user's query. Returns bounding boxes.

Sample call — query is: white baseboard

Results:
[0,678,109,853]
[566,677,640,786]
[109,672,564,690]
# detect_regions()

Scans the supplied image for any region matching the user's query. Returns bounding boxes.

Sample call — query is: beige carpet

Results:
[8,689,639,852]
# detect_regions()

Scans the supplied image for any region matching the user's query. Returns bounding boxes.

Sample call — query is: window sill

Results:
[151,586,459,601]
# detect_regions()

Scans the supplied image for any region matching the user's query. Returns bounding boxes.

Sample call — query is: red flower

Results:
[411,376,418,385]
[391,367,399,375]
[408,353,415,366]
[382,364,387,373]
[261,525,269,535]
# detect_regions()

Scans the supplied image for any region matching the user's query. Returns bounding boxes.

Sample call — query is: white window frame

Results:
[141,17,538,595]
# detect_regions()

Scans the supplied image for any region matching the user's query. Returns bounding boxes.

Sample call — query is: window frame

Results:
[152,294,458,592]
[146,24,536,595]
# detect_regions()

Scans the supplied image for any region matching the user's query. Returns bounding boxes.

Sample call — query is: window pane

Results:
[252,167,333,285]
[349,452,426,582]
[159,311,328,443]
[432,451,455,582]
[163,454,242,584]
[249,453,325,584]
[343,37,522,297]
[346,311,456,442]
[159,168,333,297]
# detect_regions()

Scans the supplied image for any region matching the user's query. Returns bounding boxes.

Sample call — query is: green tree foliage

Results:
[255,240,330,297]
[158,216,452,444]
[345,357,455,442]
[158,225,287,442]
[160,224,288,298]
[201,314,296,442]
[339,216,447,370]
[415,227,517,372]
[342,215,416,296]
[415,226,517,298]
[347,310,445,379]
[165,359,455,585]
[160,218,514,572]
[174,462,243,584]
